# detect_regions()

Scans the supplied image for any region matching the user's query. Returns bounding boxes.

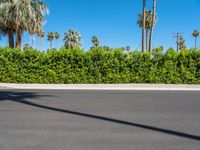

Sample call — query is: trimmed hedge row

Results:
[0,47,199,84]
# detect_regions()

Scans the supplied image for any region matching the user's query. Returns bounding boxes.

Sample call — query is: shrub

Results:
[0,47,199,84]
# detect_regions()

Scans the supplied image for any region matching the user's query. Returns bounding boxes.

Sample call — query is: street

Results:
[0,90,199,150]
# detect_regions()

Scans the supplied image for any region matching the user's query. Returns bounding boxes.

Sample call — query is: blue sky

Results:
[1,0,200,51]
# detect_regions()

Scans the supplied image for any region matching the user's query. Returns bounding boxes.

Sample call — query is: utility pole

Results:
[173,32,183,52]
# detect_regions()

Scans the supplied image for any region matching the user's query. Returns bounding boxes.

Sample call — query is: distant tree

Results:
[103,46,111,52]
[92,36,100,48]
[192,30,199,49]
[24,44,31,49]
[54,32,60,49]
[63,29,82,49]
[47,32,54,49]
[37,29,45,50]
[178,37,186,50]
[126,46,131,53]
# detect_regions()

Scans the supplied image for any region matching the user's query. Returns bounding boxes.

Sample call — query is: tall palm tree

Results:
[54,32,60,49]
[63,29,82,49]
[30,25,40,49]
[192,30,199,49]
[137,10,152,52]
[29,0,48,49]
[26,0,48,49]
[0,0,25,47]
[142,0,146,53]
[0,0,48,49]
[149,0,156,52]
[92,36,100,48]
[0,0,22,48]
[47,32,54,49]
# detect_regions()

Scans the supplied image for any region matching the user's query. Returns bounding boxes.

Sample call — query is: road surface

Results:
[0,90,199,150]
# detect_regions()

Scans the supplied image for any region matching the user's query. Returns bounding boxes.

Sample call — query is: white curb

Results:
[0,83,200,91]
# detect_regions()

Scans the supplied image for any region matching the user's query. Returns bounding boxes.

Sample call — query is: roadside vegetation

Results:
[0,0,199,84]
[0,47,199,84]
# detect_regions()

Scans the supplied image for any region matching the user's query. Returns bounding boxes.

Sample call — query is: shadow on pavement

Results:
[0,91,52,102]
[0,90,199,141]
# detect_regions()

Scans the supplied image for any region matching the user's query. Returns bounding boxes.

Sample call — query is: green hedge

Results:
[0,47,199,84]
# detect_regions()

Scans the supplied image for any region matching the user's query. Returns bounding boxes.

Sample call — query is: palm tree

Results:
[29,25,35,48]
[63,29,82,49]
[29,24,43,49]
[137,10,152,52]
[29,0,48,49]
[47,32,54,49]
[142,0,146,53]
[0,0,48,49]
[0,27,13,47]
[37,29,45,50]
[92,36,100,48]
[54,32,60,49]
[0,0,22,48]
[192,30,199,49]
[25,0,48,49]
[178,37,186,51]
[149,0,156,52]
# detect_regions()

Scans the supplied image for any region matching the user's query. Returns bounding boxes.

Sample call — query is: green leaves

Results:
[0,47,199,84]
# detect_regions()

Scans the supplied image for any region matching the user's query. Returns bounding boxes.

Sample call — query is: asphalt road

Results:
[0,90,199,150]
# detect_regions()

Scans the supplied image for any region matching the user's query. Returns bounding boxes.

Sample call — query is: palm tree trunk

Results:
[142,0,146,53]
[146,29,149,52]
[149,0,156,52]
[8,30,14,48]
[16,30,22,49]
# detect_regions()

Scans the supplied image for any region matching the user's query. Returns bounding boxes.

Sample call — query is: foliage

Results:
[47,32,54,49]
[192,30,200,49]
[192,30,200,38]
[63,29,82,49]
[178,37,186,50]
[0,47,199,84]
[54,32,60,40]
[137,10,154,29]
[137,9,157,52]
[92,36,100,48]
[0,0,48,48]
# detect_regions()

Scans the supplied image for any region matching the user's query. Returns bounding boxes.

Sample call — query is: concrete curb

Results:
[0,83,200,91]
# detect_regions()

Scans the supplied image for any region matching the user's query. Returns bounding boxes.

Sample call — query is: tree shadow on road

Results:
[0,91,52,102]
[0,90,199,142]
